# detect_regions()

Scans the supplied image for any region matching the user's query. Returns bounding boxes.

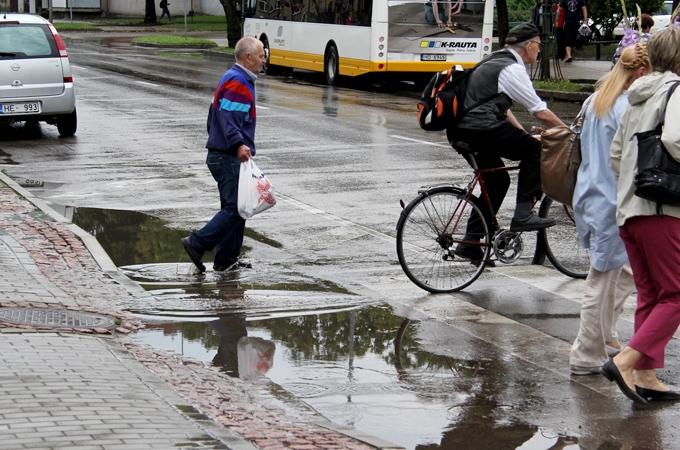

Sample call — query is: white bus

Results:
[242,0,495,84]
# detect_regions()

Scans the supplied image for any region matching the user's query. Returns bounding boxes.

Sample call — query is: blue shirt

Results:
[573,93,628,271]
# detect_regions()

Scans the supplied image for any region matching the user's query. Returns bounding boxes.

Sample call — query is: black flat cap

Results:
[505,22,540,45]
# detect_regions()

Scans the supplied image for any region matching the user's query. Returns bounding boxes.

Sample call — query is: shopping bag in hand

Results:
[237,159,277,219]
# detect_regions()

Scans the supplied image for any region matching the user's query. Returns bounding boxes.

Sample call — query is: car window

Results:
[659,1,673,14]
[0,24,57,59]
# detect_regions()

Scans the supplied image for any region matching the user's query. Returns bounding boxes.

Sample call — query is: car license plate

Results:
[421,54,447,62]
[0,101,42,115]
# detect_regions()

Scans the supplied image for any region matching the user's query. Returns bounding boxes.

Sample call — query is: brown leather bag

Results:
[540,106,586,207]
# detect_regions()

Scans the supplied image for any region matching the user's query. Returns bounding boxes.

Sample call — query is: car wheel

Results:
[324,45,339,86]
[57,109,77,137]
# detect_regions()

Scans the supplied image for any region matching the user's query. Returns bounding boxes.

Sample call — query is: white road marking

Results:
[135,81,160,88]
[390,134,450,148]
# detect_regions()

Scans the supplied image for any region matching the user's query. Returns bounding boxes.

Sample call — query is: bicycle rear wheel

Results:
[538,197,589,279]
[396,187,491,292]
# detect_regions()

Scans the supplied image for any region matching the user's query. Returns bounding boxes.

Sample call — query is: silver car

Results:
[0,13,77,136]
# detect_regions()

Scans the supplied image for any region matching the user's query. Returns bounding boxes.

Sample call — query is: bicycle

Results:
[396,142,590,293]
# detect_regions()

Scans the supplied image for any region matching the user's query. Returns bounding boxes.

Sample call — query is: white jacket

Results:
[610,71,680,226]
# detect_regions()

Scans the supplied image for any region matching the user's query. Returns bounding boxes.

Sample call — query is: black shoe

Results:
[510,213,556,232]
[213,259,253,272]
[601,359,648,404]
[636,386,680,402]
[453,244,495,267]
[181,237,205,273]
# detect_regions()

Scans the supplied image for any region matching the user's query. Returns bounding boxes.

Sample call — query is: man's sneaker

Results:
[570,364,602,376]
[213,259,253,272]
[453,244,495,267]
[510,213,556,232]
[181,237,205,273]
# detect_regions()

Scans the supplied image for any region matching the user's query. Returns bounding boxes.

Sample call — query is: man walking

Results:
[182,37,266,273]
[159,0,171,21]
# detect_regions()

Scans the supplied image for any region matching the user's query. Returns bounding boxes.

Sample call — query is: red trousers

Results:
[620,215,680,370]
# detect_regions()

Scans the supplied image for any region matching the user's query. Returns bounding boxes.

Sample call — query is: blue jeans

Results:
[190,151,245,266]
[424,2,448,25]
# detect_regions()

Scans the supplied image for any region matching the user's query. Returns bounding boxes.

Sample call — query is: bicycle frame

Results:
[463,162,520,230]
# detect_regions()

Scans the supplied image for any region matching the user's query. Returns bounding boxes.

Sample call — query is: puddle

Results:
[131,306,578,449]
[64,206,282,267]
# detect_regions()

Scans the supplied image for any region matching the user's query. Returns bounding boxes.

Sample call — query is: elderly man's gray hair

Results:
[234,37,262,62]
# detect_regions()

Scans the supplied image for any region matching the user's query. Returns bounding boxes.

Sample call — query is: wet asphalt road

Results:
[1,34,680,449]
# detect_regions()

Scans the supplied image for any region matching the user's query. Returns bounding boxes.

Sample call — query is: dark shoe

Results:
[181,237,205,273]
[636,386,680,402]
[213,259,253,272]
[510,213,556,232]
[601,359,648,404]
[564,57,573,63]
[453,244,495,267]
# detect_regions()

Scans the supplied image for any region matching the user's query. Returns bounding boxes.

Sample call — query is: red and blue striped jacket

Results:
[206,64,257,155]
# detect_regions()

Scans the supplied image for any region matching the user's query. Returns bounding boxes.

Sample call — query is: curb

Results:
[0,170,148,297]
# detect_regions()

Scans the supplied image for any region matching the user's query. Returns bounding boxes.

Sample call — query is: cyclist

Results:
[448,22,566,263]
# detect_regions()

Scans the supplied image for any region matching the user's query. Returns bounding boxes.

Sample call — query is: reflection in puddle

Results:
[65,206,283,267]
[131,306,578,449]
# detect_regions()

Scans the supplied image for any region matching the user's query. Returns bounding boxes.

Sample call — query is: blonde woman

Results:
[603,27,680,404]
[569,43,650,376]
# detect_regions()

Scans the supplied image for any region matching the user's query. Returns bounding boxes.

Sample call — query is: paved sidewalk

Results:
[0,173,392,449]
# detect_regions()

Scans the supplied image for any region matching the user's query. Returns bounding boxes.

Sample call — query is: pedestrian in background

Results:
[612,13,654,65]
[554,3,566,60]
[569,43,650,376]
[159,0,171,21]
[559,0,588,62]
[182,37,266,273]
[603,27,680,403]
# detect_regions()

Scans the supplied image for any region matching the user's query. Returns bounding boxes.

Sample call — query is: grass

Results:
[52,21,101,31]
[99,14,227,31]
[204,46,235,55]
[533,79,589,92]
[132,34,218,48]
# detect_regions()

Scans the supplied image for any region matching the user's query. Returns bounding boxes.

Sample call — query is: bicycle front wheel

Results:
[396,187,491,293]
[538,197,590,279]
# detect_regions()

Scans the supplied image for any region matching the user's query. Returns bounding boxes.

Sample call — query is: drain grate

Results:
[0,307,116,329]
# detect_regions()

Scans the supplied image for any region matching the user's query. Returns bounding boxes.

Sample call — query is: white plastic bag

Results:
[237,159,276,219]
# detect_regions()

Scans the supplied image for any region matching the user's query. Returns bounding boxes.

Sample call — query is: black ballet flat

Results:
[636,386,680,402]
[601,359,648,404]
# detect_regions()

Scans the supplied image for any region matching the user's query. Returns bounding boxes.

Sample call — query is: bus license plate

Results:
[421,54,447,62]
[0,101,42,115]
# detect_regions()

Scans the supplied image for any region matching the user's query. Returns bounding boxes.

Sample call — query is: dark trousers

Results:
[190,151,245,266]
[455,122,542,237]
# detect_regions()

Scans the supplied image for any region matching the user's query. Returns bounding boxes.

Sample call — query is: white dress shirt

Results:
[497,48,547,114]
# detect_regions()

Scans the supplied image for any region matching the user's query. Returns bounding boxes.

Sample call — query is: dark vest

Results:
[456,49,517,131]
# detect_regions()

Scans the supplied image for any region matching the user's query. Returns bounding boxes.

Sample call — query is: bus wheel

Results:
[261,37,278,75]
[324,45,339,85]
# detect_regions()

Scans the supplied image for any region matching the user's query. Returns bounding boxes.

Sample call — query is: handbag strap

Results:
[572,94,593,130]
[659,80,680,128]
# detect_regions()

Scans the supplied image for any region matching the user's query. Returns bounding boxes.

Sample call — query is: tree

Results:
[497,0,510,46]
[217,0,242,48]
[144,0,158,24]
[588,0,664,39]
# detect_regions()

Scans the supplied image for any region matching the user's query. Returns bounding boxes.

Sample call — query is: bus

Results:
[242,0,495,84]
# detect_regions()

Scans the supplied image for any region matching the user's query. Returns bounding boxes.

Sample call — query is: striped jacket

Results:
[206,64,257,155]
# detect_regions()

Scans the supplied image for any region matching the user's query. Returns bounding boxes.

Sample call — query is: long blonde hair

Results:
[592,42,650,118]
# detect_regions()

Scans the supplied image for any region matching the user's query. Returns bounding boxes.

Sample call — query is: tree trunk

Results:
[496,0,509,47]
[144,0,157,24]
[219,0,242,48]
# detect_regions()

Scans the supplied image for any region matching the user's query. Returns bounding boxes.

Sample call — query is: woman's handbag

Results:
[540,101,587,207]
[634,81,680,211]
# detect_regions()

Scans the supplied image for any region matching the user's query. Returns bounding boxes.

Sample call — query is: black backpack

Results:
[416,53,507,132]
